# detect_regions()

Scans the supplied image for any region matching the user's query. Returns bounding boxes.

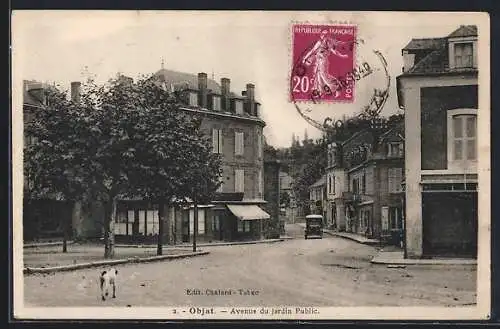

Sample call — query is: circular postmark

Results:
[290,23,391,133]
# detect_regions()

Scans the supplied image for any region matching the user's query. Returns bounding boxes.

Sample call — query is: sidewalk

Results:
[23,243,209,275]
[371,251,477,265]
[24,240,75,249]
[323,229,380,246]
[115,238,288,248]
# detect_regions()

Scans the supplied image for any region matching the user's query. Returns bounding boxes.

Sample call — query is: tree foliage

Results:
[24,74,223,258]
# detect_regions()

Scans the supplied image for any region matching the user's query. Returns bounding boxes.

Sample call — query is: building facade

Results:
[326,121,405,245]
[24,69,271,244]
[396,25,478,258]
[23,80,84,242]
[309,175,327,221]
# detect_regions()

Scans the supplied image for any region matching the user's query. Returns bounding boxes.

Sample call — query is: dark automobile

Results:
[304,214,323,239]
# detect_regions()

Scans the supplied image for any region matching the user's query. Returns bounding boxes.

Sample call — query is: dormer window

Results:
[235,100,244,115]
[212,95,221,111]
[387,142,404,158]
[454,42,473,68]
[449,38,477,70]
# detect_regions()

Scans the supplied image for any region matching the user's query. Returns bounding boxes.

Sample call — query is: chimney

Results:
[245,83,255,115]
[198,72,208,108]
[71,81,81,103]
[221,77,230,111]
[246,83,255,102]
[27,82,46,105]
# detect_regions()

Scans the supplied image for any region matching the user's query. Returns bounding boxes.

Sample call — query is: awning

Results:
[227,204,271,221]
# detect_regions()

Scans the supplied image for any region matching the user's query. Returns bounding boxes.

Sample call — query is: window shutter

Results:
[235,169,245,193]
[218,129,223,154]
[235,132,244,155]
[240,132,244,155]
[212,129,218,153]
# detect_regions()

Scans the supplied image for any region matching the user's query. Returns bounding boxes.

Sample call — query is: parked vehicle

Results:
[304,214,323,239]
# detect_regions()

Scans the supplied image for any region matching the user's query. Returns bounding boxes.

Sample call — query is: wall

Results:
[399,73,477,258]
[263,159,281,238]
[420,85,478,170]
[199,114,264,199]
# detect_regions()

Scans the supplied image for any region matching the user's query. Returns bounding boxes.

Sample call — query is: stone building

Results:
[396,25,478,258]
[325,120,405,245]
[113,69,271,243]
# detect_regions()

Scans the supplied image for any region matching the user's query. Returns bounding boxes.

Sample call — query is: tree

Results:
[24,86,94,252]
[126,78,223,254]
[280,191,291,208]
[25,74,223,259]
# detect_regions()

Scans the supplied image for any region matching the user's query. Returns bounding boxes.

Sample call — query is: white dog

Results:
[99,268,118,301]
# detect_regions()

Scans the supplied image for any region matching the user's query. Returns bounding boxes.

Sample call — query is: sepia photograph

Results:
[11,10,490,320]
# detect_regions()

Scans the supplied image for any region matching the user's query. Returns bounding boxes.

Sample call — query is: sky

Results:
[12,11,486,147]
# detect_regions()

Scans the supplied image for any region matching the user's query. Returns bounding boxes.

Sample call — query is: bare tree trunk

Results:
[62,219,68,253]
[104,198,117,259]
[157,200,164,256]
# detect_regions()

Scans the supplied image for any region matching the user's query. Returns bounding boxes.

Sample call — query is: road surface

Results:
[23,224,476,307]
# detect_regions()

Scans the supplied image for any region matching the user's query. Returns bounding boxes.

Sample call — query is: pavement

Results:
[371,251,477,265]
[23,223,477,307]
[323,229,380,246]
[23,238,292,274]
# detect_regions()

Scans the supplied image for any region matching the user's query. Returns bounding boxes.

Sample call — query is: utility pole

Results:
[193,199,198,252]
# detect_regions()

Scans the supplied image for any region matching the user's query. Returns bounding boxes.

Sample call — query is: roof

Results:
[379,121,405,142]
[154,68,222,94]
[401,25,478,76]
[309,175,326,189]
[447,25,478,38]
[402,38,445,51]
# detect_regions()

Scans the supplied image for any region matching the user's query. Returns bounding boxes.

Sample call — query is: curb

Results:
[23,251,209,275]
[370,257,477,266]
[323,230,379,246]
[115,238,286,248]
[24,241,75,249]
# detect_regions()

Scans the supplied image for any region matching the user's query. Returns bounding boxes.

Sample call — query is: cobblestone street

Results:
[23,224,477,307]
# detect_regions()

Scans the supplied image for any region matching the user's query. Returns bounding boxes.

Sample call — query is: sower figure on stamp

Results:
[301,30,349,99]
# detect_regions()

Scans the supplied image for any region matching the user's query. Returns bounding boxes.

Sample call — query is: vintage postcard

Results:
[11,11,490,320]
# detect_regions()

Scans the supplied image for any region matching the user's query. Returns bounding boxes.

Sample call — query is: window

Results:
[361,174,366,194]
[352,178,359,194]
[189,209,205,235]
[235,131,244,155]
[189,92,198,106]
[235,169,245,192]
[212,95,221,111]
[447,109,477,169]
[255,104,260,117]
[257,131,262,158]
[212,129,223,154]
[332,176,335,194]
[237,220,251,233]
[389,207,402,230]
[452,115,476,160]
[454,42,473,68]
[388,168,403,193]
[235,100,244,114]
[387,143,404,157]
[212,215,220,231]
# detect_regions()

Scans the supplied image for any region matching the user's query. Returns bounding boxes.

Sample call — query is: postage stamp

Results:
[290,24,357,103]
